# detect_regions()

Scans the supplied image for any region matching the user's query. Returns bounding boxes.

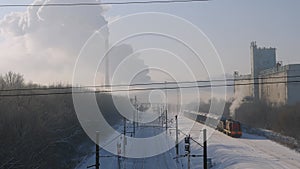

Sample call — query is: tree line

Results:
[186,97,299,142]
[0,71,123,169]
[235,101,300,141]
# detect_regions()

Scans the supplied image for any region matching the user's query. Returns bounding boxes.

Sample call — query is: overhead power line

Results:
[0,74,300,93]
[0,0,209,8]
[1,80,300,97]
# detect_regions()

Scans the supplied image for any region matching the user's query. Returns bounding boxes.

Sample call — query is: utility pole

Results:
[136,97,139,128]
[96,132,100,169]
[203,129,207,169]
[188,150,191,169]
[104,39,110,90]
[123,117,126,158]
[165,109,168,130]
[165,81,168,131]
[134,96,137,135]
[88,131,115,169]
[87,133,101,169]
[177,88,180,114]
[117,155,121,169]
[161,107,164,127]
[175,115,179,157]
[158,106,161,123]
[117,143,121,169]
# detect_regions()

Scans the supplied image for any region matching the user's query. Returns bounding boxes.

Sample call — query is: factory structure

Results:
[234,42,300,106]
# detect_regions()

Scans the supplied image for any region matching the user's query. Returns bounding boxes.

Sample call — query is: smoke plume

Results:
[0,0,151,85]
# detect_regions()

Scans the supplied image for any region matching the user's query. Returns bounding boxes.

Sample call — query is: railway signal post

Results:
[184,135,191,169]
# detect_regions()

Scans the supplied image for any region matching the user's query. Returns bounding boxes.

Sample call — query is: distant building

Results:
[234,42,300,106]
[259,64,300,105]
[250,42,277,99]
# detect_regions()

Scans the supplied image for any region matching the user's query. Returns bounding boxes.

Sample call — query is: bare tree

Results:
[2,71,24,89]
[0,75,4,89]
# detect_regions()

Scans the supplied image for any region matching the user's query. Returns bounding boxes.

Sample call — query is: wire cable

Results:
[1,80,300,97]
[1,74,300,93]
[0,0,209,8]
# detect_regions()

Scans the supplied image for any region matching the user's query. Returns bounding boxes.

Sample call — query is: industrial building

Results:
[234,42,300,106]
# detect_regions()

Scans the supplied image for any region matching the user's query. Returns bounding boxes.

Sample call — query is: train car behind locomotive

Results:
[184,111,242,138]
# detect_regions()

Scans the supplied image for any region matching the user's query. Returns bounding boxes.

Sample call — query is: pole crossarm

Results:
[178,130,203,147]
[190,155,203,157]
[173,155,187,159]
[87,164,98,168]
[173,154,203,159]
[99,155,115,158]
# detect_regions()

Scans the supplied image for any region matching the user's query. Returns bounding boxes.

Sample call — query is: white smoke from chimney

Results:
[0,0,109,84]
[0,0,151,85]
[229,83,247,118]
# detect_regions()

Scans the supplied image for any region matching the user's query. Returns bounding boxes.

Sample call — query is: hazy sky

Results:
[105,0,300,74]
[0,0,299,84]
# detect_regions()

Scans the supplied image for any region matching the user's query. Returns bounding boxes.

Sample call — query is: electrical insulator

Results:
[185,136,190,144]
[185,144,190,152]
[117,143,122,155]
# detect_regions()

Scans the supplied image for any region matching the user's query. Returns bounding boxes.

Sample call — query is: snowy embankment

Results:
[76,115,300,169]
[242,125,300,152]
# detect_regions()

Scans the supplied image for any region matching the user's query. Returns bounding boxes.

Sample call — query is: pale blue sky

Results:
[104,0,300,75]
[0,0,32,17]
[0,0,299,83]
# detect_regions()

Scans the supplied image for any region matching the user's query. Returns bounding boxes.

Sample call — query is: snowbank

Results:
[242,125,300,152]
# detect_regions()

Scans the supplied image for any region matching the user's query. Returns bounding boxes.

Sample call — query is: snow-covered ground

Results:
[76,115,300,169]
[76,119,180,169]
[242,125,300,152]
[180,116,300,169]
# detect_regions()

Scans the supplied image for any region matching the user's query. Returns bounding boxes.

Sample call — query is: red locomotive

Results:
[217,118,242,138]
